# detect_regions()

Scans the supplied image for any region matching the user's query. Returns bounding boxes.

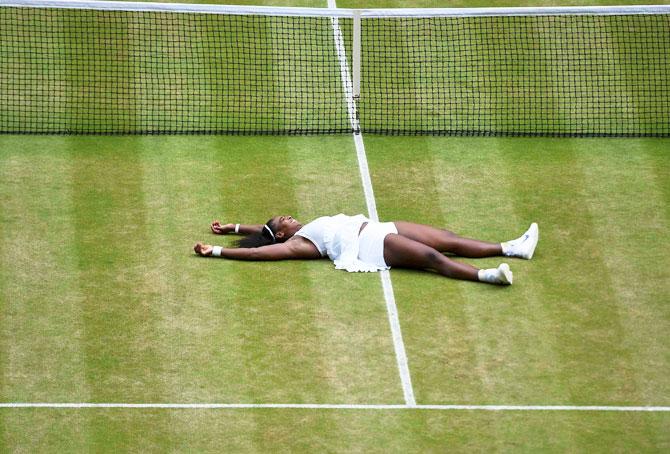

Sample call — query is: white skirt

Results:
[358,221,398,270]
[331,221,398,273]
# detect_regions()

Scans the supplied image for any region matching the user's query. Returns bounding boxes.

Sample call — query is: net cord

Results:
[2,0,670,17]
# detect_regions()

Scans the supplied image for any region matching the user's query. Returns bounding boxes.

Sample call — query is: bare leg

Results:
[394,221,502,258]
[383,234,480,281]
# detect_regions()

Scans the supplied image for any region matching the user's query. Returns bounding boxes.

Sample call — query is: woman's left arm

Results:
[211,220,263,235]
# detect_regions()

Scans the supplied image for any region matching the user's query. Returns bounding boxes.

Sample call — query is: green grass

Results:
[1,135,669,452]
[3,409,669,451]
[0,135,408,404]
[365,136,670,406]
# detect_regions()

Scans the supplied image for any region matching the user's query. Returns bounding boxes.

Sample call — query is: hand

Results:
[194,242,213,256]
[211,220,234,235]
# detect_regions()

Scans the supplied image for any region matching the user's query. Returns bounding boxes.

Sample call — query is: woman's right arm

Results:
[194,236,321,261]
[211,220,263,235]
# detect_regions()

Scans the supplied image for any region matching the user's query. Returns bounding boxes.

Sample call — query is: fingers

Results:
[210,220,236,235]
[193,242,212,256]
[211,220,224,234]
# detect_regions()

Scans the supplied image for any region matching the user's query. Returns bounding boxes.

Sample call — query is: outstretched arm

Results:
[194,236,321,261]
[210,220,263,235]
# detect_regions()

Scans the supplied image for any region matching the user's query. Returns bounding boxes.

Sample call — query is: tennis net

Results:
[1,1,669,136]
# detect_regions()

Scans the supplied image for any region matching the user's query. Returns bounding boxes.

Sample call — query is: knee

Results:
[425,250,442,265]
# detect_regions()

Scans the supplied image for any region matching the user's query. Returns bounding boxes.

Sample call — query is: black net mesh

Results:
[359,14,670,137]
[1,6,668,136]
[0,7,352,134]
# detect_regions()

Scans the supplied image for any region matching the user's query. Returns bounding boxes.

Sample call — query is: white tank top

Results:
[295,214,368,258]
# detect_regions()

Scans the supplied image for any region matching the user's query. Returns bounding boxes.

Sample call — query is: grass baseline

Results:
[2,403,670,411]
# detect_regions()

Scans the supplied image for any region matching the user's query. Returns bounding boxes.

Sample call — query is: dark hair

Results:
[237,218,279,248]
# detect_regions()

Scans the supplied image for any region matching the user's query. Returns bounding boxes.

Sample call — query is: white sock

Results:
[478,263,513,285]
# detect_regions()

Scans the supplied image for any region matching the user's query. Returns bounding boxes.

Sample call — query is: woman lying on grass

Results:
[194,214,538,285]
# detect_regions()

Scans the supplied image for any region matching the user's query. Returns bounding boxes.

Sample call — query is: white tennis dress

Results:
[295,213,398,272]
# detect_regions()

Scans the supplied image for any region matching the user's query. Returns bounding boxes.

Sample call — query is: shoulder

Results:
[295,216,332,239]
[298,214,358,231]
[301,216,332,228]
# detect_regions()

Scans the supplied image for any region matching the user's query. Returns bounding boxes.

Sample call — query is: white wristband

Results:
[234,224,240,234]
[212,246,223,257]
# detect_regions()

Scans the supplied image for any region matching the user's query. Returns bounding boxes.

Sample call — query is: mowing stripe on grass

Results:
[577,144,670,403]
[328,0,415,406]
[0,141,89,410]
[2,403,669,411]
[288,139,402,402]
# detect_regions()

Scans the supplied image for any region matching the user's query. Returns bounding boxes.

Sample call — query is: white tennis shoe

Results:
[497,263,513,285]
[502,223,539,260]
[478,263,513,285]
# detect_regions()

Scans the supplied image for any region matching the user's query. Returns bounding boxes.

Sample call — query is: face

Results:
[271,215,302,240]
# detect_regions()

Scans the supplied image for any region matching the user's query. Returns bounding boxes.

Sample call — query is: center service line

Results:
[328,0,416,406]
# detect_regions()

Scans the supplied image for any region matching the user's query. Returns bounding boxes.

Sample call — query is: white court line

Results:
[6,1,669,17]
[2,403,669,411]
[327,0,415,406]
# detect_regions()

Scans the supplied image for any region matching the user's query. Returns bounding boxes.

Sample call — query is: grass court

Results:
[1,0,669,451]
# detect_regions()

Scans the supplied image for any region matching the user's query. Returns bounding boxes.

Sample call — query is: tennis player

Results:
[194,214,538,285]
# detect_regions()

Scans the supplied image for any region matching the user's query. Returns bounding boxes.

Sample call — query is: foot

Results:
[478,263,513,285]
[501,223,539,260]
[497,263,513,285]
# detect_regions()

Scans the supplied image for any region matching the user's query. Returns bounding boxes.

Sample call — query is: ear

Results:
[275,231,285,240]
